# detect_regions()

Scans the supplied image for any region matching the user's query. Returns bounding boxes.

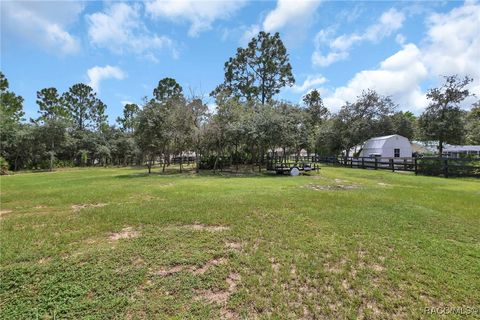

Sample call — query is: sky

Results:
[1,0,479,124]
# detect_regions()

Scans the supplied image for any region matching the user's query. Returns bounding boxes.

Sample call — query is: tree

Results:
[36,87,69,121]
[302,89,329,154]
[334,90,396,156]
[303,89,329,126]
[212,31,295,104]
[0,72,24,125]
[418,75,472,155]
[391,111,416,140]
[187,98,209,173]
[465,101,480,145]
[116,103,140,133]
[0,72,25,169]
[153,78,183,103]
[135,100,169,173]
[63,83,107,131]
[168,99,195,172]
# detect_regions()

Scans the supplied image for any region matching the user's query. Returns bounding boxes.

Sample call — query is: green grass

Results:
[1,166,479,319]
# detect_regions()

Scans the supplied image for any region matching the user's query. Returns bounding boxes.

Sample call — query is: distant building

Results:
[358,134,412,158]
[411,141,438,155]
[443,145,480,158]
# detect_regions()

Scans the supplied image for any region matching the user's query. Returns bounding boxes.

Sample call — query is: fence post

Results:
[403,158,407,171]
[390,158,394,172]
[414,158,418,175]
[444,159,449,178]
[361,157,365,169]
[375,157,378,170]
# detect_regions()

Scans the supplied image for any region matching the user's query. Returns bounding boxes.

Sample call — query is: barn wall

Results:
[382,136,412,157]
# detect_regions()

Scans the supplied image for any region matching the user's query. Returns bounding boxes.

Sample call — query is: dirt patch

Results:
[152,257,227,277]
[38,257,52,265]
[290,264,297,277]
[195,272,241,306]
[303,183,359,191]
[72,203,108,212]
[342,279,355,296]
[108,227,140,241]
[176,223,230,232]
[128,194,158,202]
[153,265,186,276]
[0,209,12,218]
[132,257,145,267]
[192,258,227,275]
[225,241,242,251]
[270,257,280,273]
[377,182,391,187]
[370,264,385,272]
[324,258,347,274]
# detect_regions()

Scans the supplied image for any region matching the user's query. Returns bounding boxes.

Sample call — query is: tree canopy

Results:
[212,31,295,104]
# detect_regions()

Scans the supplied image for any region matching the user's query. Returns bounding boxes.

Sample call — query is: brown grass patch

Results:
[153,265,186,276]
[303,183,359,191]
[324,258,347,274]
[195,272,241,306]
[72,203,108,212]
[38,257,52,265]
[270,257,280,273]
[0,209,13,218]
[108,227,140,241]
[371,264,385,272]
[175,223,230,232]
[152,257,227,277]
[225,241,242,251]
[192,258,227,275]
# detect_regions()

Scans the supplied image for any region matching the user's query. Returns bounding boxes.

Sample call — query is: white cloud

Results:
[320,1,480,113]
[312,8,405,66]
[240,24,261,46]
[87,3,176,60]
[87,65,126,93]
[263,0,322,32]
[121,100,134,106]
[323,44,428,112]
[145,0,246,37]
[1,1,82,55]
[422,1,480,83]
[238,0,322,47]
[291,75,327,93]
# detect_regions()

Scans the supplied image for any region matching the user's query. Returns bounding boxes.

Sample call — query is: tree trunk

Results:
[235,144,239,172]
[179,154,183,173]
[147,155,152,174]
[195,150,200,173]
[50,140,55,172]
[213,152,219,173]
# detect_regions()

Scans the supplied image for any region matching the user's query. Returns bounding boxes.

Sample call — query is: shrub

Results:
[0,157,9,175]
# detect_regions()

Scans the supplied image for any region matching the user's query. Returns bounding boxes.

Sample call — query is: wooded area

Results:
[1,32,479,174]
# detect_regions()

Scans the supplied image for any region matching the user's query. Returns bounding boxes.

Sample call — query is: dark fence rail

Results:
[315,156,480,178]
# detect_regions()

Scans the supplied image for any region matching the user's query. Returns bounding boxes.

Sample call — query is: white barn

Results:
[359,134,412,158]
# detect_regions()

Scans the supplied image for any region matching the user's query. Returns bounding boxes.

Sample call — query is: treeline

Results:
[1,32,479,173]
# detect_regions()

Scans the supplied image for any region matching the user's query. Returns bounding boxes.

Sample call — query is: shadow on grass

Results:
[114,168,302,179]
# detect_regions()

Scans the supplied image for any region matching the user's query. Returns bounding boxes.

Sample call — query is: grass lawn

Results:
[1,166,479,319]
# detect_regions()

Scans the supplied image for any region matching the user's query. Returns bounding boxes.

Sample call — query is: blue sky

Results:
[1,0,479,124]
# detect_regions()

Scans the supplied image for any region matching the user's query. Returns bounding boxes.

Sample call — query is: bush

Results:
[199,155,231,170]
[0,157,9,175]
